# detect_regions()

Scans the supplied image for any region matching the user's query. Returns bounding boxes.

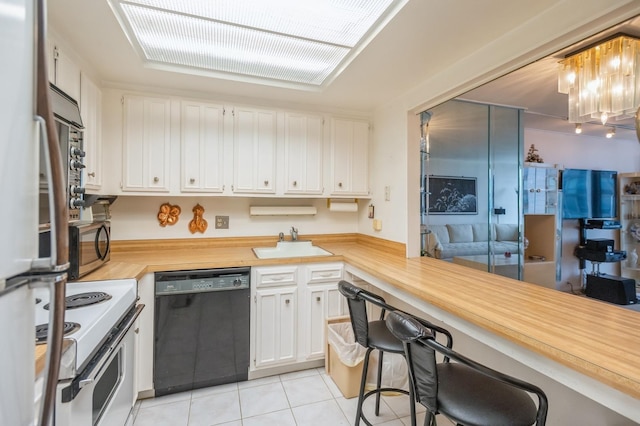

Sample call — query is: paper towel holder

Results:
[327,198,359,212]
[327,198,358,207]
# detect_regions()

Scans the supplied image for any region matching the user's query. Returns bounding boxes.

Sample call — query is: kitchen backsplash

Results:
[108,196,362,241]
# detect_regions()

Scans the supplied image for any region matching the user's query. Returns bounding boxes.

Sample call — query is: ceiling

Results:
[48,1,640,141]
[461,15,640,143]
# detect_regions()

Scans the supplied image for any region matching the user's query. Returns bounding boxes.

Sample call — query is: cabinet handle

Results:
[153,176,159,183]
[190,178,195,184]
[264,180,269,186]
[316,296,321,302]
[134,328,139,334]
[270,275,285,281]
[87,172,95,178]
[338,182,343,188]
[536,188,541,192]
[293,181,297,187]
[529,189,534,192]
[285,299,290,304]
[319,273,332,278]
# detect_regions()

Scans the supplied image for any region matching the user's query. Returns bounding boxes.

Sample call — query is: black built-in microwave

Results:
[39,221,110,280]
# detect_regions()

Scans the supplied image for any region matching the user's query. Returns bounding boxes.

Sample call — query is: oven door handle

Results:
[61,304,144,402]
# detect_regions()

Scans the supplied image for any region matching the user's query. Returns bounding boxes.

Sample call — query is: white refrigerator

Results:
[0,0,70,425]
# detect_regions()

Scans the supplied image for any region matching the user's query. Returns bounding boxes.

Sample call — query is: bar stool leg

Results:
[355,347,373,426]
[375,350,384,416]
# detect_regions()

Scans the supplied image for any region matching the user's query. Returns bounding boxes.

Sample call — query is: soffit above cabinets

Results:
[107,0,407,90]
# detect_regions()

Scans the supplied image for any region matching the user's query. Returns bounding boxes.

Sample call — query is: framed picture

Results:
[428,175,477,214]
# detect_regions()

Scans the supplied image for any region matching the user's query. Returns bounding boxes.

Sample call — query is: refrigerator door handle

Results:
[31,116,68,273]
[35,0,70,424]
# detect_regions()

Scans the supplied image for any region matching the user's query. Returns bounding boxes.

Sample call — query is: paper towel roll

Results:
[329,201,358,212]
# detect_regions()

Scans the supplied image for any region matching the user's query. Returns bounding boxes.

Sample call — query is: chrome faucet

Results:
[278,232,285,242]
[290,226,298,241]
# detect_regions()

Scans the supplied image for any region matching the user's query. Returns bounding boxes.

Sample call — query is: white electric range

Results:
[34,279,143,426]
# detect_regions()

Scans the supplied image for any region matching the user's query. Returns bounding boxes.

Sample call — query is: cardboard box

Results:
[325,316,364,399]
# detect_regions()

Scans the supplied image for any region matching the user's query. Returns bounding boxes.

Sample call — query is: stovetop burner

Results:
[35,322,81,344]
[43,291,112,310]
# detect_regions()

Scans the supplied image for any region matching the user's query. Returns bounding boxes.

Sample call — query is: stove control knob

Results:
[70,159,86,170]
[69,198,85,209]
[70,185,85,195]
[233,278,242,287]
[71,147,85,158]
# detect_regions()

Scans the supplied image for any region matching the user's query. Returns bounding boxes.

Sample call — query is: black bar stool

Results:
[338,280,415,426]
[386,310,548,426]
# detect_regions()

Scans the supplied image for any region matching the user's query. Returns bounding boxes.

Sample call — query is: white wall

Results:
[524,128,640,290]
[359,101,410,245]
[108,196,359,241]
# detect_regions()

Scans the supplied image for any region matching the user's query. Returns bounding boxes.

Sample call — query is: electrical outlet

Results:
[384,186,391,201]
[215,216,229,229]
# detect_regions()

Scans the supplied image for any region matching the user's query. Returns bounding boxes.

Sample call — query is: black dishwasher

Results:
[154,267,250,396]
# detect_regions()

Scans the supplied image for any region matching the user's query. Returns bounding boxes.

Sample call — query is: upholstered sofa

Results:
[424,223,519,260]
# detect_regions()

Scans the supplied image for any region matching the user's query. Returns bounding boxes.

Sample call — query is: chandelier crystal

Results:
[558,34,640,124]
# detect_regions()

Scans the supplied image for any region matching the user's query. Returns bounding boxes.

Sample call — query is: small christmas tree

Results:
[526,144,543,163]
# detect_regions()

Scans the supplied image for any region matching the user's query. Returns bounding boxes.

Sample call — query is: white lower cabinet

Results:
[254,285,298,367]
[135,273,154,396]
[251,262,344,373]
[252,266,299,368]
[303,263,346,360]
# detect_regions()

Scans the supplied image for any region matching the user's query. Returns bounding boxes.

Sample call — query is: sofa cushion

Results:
[429,225,450,244]
[447,224,474,243]
[471,223,494,242]
[495,224,518,242]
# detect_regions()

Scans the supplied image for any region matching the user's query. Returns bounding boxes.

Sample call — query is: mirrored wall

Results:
[420,99,524,279]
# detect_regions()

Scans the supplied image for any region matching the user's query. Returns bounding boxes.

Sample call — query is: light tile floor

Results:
[130,367,455,426]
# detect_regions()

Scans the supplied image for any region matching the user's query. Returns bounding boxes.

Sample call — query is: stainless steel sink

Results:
[252,241,333,259]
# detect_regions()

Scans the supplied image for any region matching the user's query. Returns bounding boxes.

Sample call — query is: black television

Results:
[562,169,617,219]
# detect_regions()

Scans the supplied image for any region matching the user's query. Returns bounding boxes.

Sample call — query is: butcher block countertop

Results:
[46,234,640,406]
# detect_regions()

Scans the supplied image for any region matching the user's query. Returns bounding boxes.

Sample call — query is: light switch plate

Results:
[215,216,229,229]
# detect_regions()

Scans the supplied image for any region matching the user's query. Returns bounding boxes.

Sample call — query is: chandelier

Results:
[558,34,640,125]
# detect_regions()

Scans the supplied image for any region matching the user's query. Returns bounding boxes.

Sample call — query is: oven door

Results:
[56,304,143,426]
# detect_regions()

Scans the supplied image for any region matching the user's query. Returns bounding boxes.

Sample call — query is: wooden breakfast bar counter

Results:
[77,234,640,423]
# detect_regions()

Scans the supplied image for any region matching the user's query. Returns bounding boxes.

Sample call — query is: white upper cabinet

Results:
[232,107,276,194]
[180,101,225,193]
[122,95,171,192]
[284,112,324,195]
[80,73,102,191]
[48,34,80,102]
[330,118,369,196]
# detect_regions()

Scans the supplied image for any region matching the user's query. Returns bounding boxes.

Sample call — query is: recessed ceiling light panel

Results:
[108,0,405,87]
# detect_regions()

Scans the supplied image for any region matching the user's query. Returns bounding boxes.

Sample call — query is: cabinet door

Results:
[255,287,297,367]
[53,45,80,102]
[524,166,558,214]
[80,73,102,191]
[135,273,154,395]
[303,263,344,360]
[619,173,640,285]
[122,95,171,192]
[330,118,369,195]
[232,107,276,193]
[284,112,323,194]
[181,101,224,192]
[307,287,327,359]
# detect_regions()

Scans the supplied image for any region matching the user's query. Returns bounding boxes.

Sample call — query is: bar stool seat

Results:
[338,281,414,426]
[386,310,548,426]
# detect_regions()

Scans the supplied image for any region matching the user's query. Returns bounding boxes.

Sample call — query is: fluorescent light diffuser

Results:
[108,0,404,87]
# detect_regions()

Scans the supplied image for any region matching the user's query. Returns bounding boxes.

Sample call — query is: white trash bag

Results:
[327,321,408,390]
[327,322,367,367]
